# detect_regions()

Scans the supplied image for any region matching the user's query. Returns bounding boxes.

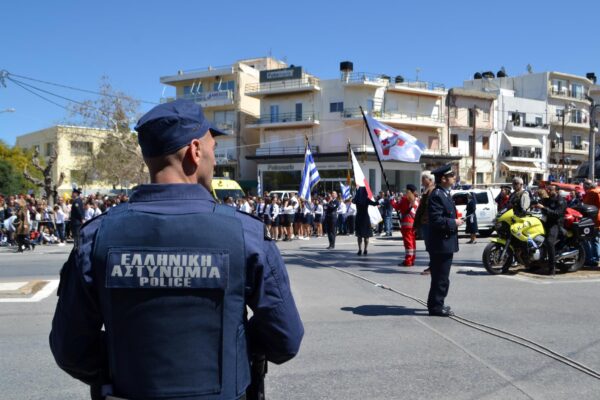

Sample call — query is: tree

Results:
[66,76,148,187]
[23,147,65,205]
[0,140,42,194]
[0,159,22,195]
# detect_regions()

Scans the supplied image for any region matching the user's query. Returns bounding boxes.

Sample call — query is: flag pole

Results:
[359,106,391,193]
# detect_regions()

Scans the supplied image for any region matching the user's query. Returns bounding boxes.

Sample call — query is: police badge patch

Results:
[106,248,229,289]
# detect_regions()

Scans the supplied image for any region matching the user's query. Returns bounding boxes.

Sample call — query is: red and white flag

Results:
[351,148,383,225]
[364,113,427,162]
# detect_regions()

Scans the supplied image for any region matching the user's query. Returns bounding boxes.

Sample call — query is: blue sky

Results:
[1,0,599,145]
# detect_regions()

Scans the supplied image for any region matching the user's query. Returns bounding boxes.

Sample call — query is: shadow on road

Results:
[341,304,427,316]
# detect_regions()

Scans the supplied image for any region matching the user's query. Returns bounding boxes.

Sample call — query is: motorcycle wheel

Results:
[482,242,513,275]
[558,242,586,273]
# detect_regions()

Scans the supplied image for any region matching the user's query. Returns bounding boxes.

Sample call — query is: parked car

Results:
[451,189,497,236]
[267,190,298,201]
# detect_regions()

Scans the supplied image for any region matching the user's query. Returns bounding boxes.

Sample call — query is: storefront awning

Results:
[505,135,543,148]
[501,161,545,174]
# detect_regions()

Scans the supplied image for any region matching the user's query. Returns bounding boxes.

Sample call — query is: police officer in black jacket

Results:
[426,165,464,317]
[69,188,84,244]
[533,184,567,275]
[324,191,340,249]
[50,100,304,400]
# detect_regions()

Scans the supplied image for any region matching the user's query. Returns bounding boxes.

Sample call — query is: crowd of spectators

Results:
[0,191,129,252]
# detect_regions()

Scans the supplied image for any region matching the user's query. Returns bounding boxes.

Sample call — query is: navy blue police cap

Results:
[135,99,229,158]
[406,184,417,192]
[432,164,455,178]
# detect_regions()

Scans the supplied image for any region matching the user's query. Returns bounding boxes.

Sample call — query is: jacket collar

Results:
[129,184,216,203]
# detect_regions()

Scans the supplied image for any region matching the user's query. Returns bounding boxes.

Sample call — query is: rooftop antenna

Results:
[416,67,421,81]
[526,64,533,74]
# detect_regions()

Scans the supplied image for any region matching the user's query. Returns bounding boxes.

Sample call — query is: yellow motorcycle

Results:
[482,206,596,274]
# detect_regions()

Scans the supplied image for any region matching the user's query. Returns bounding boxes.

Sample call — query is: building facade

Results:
[15,125,118,194]
[464,71,594,181]
[160,58,287,191]
[447,88,496,184]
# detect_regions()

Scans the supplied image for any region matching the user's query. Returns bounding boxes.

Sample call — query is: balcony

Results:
[341,72,389,87]
[245,77,320,97]
[211,120,236,134]
[160,65,235,85]
[246,112,320,129]
[255,145,319,157]
[549,87,588,101]
[550,141,589,155]
[341,108,445,129]
[550,115,589,130]
[387,80,446,97]
[505,121,549,135]
[501,147,543,162]
[215,149,236,165]
[179,90,234,108]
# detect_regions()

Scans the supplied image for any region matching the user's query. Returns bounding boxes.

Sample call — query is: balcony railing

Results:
[342,108,444,124]
[389,80,446,92]
[256,146,318,156]
[248,112,318,125]
[180,64,234,74]
[501,149,543,159]
[245,77,320,94]
[181,90,233,104]
[550,141,588,152]
[341,72,389,85]
[550,87,587,100]
[551,115,589,126]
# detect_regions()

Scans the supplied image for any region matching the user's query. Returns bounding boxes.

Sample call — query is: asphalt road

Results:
[1,234,600,399]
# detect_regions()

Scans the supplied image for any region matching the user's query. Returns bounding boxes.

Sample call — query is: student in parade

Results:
[50,99,303,400]
[269,195,281,241]
[353,186,378,255]
[465,192,478,244]
[313,198,323,237]
[344,197,356,236]
[324,191,340,249]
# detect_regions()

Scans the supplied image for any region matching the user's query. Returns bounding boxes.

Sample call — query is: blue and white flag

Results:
[299,143,320,202]
[340,182,351,200]
[257,173,262,197]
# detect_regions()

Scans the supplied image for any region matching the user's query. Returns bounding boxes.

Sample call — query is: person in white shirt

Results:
[53,205,66,244]
[84,202,95,221]
[313,198,324,237]
[336,199,347,235]
[269,197,281,241]
[240,198,252,214]
[344,198,357,235]
[282,199,295,241]
[93,202,102,218]
[301,199,313,239]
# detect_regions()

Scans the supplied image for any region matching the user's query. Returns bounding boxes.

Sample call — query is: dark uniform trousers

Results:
[326,214,337,248]
[427,253,453,312]
[544,224,560,272]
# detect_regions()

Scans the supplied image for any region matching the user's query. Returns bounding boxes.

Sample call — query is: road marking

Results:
[0,280,59,303]
[0,282,28,291]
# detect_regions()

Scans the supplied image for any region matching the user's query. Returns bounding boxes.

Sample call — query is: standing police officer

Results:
[426,165,463,317]
[50,99,304,400]
[69,188,84,244]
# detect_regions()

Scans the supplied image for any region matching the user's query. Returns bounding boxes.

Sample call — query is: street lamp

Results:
[560,102,576,176]
[585,95,600,181]
[0,108,15,114]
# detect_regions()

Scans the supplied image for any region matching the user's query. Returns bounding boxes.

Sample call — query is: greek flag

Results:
[299,143,320,202]
[340,182,351,200]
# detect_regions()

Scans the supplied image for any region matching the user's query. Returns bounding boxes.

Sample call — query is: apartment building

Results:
[159,57,285,190]
[15,125,117,193]
[447,88,496,184]
[464,71,595,181]
[248,61,458,194]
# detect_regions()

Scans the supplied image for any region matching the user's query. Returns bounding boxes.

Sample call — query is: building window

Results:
[476,172,484,184]
[468,109,475,127]
[570,110,585,124]
[70,141,93,156]
[572,135,582,148]
[552,79,567,95]
[451,134,458,148]
[269,105,279,122]
[482,136,490,150]
[535,116,543,126]
[571,83,584,99]
[213,80,234,92]
[366,99,374,112]
[45,143,55,157]
[482,109,490,122]
[511,112,525,126]
[330,102,344,113]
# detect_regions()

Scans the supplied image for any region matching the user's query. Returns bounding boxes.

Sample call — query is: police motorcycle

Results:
[482,203,598,275]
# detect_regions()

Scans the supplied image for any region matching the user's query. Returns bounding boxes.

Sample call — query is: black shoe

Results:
[363,249,367,255]
[429,306,454,317]
[357,250,362,255]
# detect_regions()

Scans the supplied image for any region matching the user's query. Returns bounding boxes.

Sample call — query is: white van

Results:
[450,189,497,235]
[267,190,298,201]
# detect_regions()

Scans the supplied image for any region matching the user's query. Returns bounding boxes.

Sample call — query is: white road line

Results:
[0,280,59,303]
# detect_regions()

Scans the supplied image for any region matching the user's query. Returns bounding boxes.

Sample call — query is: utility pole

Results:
[472,105,477,185]
[586,95,600,181]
